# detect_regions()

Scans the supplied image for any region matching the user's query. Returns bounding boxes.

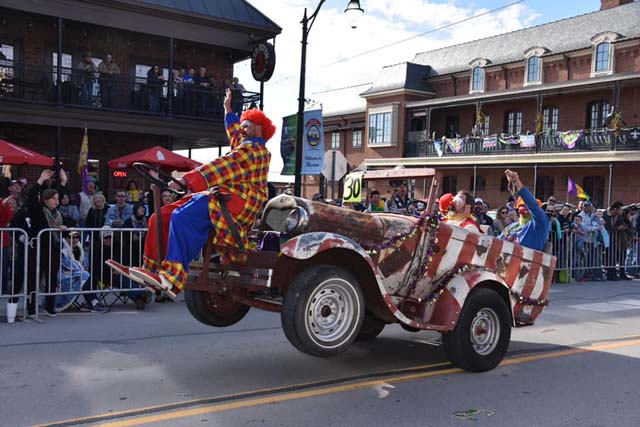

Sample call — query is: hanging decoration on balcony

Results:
[558,130,582,149]
[499,134,520,145]
[473,108,485,137]
[611,110,622,137]
[433,138,444,157]
[519,134,536,148]
[443,136,464,154]
[482,135,497,149]
[535,112,543,136]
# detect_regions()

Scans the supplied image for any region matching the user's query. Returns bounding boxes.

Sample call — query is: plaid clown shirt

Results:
[182,112,271,257]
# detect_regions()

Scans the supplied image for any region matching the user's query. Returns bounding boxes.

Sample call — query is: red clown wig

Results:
[241,109,276,141]
[439,193,454,213]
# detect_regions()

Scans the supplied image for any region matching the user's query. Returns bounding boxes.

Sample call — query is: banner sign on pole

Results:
[280,114,297,175]
[301,109,324,175]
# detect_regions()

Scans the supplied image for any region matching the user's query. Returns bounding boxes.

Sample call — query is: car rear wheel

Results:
[282,265,364,357]
[442,288,511,372]
[184,289,250,327]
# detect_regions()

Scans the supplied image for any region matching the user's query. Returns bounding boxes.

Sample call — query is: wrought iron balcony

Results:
[0,61,260,121]
[405,128,640,158]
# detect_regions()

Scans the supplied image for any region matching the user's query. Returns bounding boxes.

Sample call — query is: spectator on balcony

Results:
[106,190,133,228]
[194,66,210,116]
[229,77,246,116]
[146,65,164,113]
[98,53,121,108]
[208,76,222,116]
[183,67,195,84]
[77,51,97,105]
[58,192,80,227]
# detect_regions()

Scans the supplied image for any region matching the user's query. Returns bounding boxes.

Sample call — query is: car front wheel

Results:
[281,265,364,357]
[442,288,511,372]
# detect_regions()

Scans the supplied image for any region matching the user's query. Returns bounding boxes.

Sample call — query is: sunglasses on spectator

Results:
[116,194,126,198]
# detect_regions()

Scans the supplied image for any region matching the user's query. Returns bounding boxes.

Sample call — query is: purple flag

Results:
[567,176,577,196]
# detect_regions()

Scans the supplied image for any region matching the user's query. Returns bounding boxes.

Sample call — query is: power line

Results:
[265,0,525,87]
[312,82,373,95]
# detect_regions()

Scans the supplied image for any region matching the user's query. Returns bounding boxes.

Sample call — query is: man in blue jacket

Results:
[499,169,550,252]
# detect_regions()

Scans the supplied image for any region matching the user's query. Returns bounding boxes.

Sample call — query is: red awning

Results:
[108,146,202,172]
[0,139,54,166]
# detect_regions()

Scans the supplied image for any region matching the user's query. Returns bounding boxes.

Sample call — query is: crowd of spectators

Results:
[0,171,181,317]
[73,51,249,117]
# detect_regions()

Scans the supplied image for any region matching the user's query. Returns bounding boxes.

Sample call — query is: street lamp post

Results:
[293,0,364,197]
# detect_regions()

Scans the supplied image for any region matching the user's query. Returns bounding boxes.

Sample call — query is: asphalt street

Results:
[1,279,639,427]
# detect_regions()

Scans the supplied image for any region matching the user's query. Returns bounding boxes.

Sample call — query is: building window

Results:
[500,176,509,193]
[594,42,610,73]
[526,56,541,83]
[542,107,559,132]
[368,112,392,145]
[587,101,610,129]
[505,111,523,134]
[471,66,484,92]
[442,176,458,195]
[535,176,554,201]
[52,52,73,82]
[0,43,15,93]
[352,129,362,148]
[470,176,486,192]
[446,116,460,138]
[483,114,490,135]
[331,132,340,150]
[583,176,605,208]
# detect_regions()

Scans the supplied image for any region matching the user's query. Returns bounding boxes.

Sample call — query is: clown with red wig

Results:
[498,169,550,251]
[107,89,275,298]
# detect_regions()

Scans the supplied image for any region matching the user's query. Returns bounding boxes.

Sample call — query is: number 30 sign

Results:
[342,171,364,203]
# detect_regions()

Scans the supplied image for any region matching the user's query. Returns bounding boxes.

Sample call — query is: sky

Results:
[176,0,602,181]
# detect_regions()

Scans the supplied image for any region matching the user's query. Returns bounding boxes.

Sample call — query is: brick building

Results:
[310,0,640,210]
[0,0,280,196]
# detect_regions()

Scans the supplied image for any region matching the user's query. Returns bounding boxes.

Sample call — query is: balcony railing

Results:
[0,62,260,121]
[405,128,640,158]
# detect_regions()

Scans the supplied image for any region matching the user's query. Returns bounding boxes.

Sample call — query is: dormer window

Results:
[523,47,547,86]
[471,67,484,92]
[526,56,540,83]
[590,32,619,76]
[468,58,489,94]
[594,42,610,72]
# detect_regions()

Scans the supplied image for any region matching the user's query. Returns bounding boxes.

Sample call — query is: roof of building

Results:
[361,62,435,96]
[412,1,640,76]
[140,0,281,32]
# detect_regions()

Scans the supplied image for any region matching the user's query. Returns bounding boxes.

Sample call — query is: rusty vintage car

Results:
[183,168,556,372]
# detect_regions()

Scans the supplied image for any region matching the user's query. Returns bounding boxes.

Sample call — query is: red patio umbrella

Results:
[0,139,54,166]
[107,146,202,171]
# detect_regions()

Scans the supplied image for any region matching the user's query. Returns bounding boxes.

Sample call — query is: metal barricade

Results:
[0,228,29,323]
[550,228,639,283]
[35,227,149,318]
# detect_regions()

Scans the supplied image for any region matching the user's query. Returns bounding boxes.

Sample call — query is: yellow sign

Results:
[342,171,364,203]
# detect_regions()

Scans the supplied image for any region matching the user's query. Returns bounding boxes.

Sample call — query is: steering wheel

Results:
[133,162,188,196]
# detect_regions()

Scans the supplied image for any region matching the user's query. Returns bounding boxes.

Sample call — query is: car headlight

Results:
[285,207,309,233]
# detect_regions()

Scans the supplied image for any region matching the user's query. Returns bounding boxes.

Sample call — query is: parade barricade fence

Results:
[34,227,149,318]
[549,229,640,283]
[0,228,30,322]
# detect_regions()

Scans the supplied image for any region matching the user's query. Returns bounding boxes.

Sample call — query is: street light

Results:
[293,0,364,197]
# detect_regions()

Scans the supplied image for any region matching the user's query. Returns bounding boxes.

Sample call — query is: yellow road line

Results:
[35,338,640,427]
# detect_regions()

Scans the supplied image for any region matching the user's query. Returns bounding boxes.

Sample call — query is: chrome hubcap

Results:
[305,278,359,348]
[470,308,500,356]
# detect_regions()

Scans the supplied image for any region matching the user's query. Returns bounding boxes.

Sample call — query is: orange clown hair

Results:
[439,193,454,212]
[241,108,276,141]
[516,196,542,209]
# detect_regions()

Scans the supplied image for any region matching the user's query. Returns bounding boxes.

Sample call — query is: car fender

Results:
[280,232,427,328]
[428,267,515,330]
